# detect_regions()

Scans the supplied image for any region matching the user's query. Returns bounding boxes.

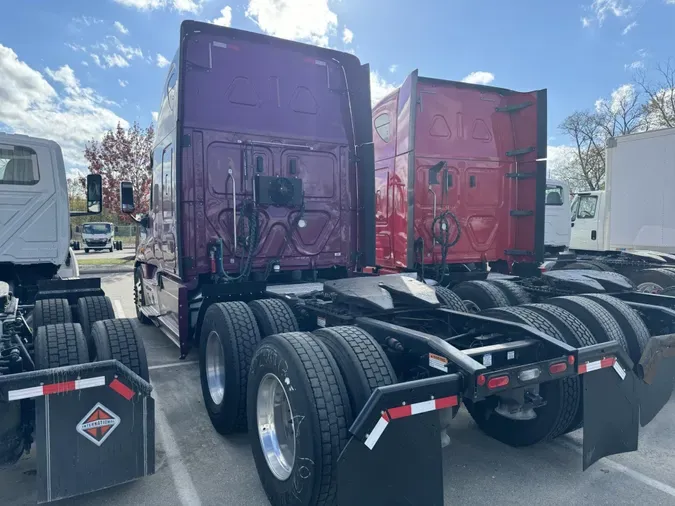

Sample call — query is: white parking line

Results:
[113,299,126,319]
[149,361,198,371]
[154,396,202,506]
[556,439,675,498]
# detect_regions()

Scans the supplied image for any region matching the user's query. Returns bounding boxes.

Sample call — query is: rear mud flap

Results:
[338,411,443,506]
[337,374,462,506]
[636,333,675,426]
[582,365,639,470]
[582,333,675,470]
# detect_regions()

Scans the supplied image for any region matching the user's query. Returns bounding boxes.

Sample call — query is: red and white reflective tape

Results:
[8,376,106,401]
[578,356,626,380]
[364,395,459,450]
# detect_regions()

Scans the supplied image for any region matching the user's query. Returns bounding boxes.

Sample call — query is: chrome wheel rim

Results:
[463,300,481,313]
[205,331,226,405]
[637,282,663,294]
[257,373,295,481]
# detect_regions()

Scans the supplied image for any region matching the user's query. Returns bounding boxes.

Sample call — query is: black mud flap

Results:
[636,333,675,426]
[582,363,639,470]
[0,360,154,504]
[337,374,462,506]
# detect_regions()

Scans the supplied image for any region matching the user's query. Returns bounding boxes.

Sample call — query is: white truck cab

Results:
[544,178,571,254]
[0,133,101,291]
[80,222,116,253]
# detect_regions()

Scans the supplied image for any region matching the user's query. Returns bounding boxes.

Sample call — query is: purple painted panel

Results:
[179,30,357,278]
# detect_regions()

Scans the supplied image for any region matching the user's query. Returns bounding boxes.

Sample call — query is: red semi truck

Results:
[121,22,675,506]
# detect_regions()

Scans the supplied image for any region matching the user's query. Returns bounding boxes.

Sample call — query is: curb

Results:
[79,266,135,275]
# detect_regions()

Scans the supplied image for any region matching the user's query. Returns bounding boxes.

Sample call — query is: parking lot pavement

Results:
[74,248,133,260]
[2,271,675,506]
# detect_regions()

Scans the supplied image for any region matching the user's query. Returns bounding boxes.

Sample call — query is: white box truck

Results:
[560,127,675,292]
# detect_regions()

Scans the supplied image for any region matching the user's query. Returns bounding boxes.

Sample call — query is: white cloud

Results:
[624,60,643,70]
[119,79,128,87]
[581,16,592,27]
[152,111,159,122]
[370,71,397,106]
[342,27,353,44]
[113,0,204,13]
[65,43,87,52]
[0,44,127,168]
[389,64,398,73]
[667,0,675,4]
[114,21,129,35]
[245,0,338,46]
[156,54,170,68]
[590,0,631,25]
[212,6,233,27]
[72,16,103,27]
[107,36,144,60]
[81,60,89,67]
[595,83,635,114]
[462,71,495,85]
[622,21,637,35]
[90,54,103,68]
[103,54,130,68]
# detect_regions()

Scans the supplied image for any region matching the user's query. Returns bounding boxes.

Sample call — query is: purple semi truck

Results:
[120,21,675,506]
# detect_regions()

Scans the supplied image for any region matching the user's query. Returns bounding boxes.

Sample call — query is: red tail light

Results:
[487,375,509,389]
[477,374,486,386]
[549,362,567,374]
[567,355,575,365]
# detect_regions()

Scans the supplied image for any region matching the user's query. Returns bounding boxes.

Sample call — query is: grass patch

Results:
[78,257,135,266]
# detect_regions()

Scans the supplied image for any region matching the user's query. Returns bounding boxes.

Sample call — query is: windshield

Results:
[83,223,111,234]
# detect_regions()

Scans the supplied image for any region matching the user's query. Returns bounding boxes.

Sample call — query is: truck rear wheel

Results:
[452,280,510,312]
[578,294,649,362]
[248,299,299,337]
[433,286,467,311]
[35,323,89,369]
[488,280,531,305]
[76,296,115,355]
[199,302,261,434]
[313,326,396,416]
[561,260,613,272]
[91,319,149,381]
[33,298,72,329]
[631,268,675,293]
[248,332,350,506]
[468,306,580,446]
[545,296,630,353]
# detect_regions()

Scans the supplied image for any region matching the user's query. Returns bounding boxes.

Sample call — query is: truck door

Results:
[161,145,176,272]
[570,193,600,251]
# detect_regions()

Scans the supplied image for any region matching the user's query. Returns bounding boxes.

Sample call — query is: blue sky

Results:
[1,0,674,171]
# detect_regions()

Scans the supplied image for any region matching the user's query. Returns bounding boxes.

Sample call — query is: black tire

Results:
[521,303,598,433]
[248,332,351,506]
[110,247,114,253]
[469,306,580,445]
[248,298,299,337]
[134,267,152,325]
[488,280,532,305]
[84,248,89,253]
[452,280,511,312]
[433,286,467,311]
[545,296,630,353]
[76,296,115,355]
[91,319,149,381]
[199,302,261,434]
[313,326,397,416]
[578,294,649,363]
[33,298,72,329]
[662,286,675,296]
[631,268,675,293]
[35,323,89,369]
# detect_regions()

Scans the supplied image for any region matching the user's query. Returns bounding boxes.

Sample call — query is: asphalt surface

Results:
[2,272,675,505]
[74,248,134,260]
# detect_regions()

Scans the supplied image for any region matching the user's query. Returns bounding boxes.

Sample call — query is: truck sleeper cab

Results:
[123,22,675,506]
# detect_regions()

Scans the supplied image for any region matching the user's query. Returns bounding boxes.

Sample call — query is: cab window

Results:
[374,113,391,143]
[0,145,39,185]
[545,185,564,206]
[576,195,598,219]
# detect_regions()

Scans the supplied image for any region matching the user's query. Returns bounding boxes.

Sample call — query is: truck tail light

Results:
[487,375,509,389]
[549,362,567,374]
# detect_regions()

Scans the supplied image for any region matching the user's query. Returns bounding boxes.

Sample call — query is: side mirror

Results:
[120,181,135,214]
[86,174,102,214]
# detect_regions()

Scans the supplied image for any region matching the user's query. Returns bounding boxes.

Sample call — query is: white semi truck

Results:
[0,133,154,503]
[544,178,571,254]
[558,127,675,292]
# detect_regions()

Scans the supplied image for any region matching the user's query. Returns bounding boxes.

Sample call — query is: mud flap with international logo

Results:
[0,360,155,504]
[580,334,675,470]
[337,374,462,506]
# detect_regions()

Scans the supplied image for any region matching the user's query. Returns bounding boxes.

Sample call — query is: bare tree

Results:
[595,84,647,137]
[635,60,675,129]
[558,111,607,191]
